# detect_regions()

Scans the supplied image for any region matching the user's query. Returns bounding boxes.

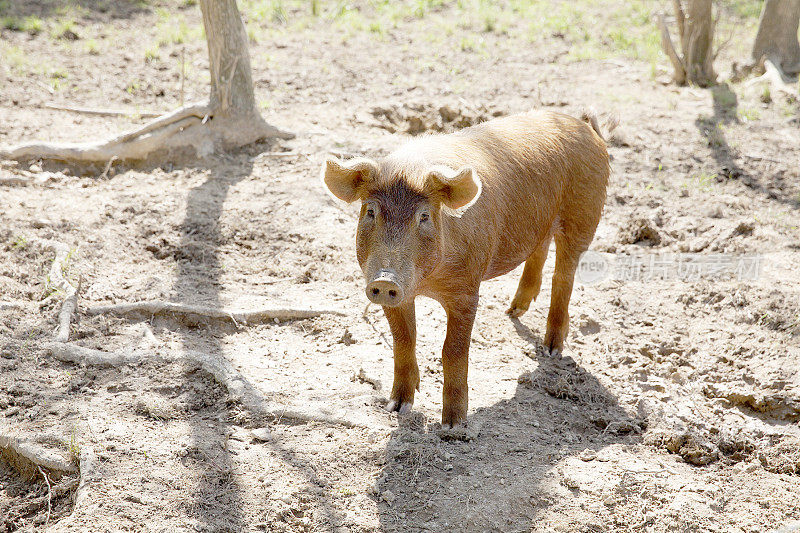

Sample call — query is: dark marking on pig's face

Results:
[357,180,443,307]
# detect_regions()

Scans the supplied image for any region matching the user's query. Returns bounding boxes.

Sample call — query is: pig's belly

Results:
[482,257,527,281]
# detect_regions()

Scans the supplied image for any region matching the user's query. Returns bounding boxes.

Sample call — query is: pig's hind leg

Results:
[543,232,591,357]
[384,302,419,415]
[507,236,552,318]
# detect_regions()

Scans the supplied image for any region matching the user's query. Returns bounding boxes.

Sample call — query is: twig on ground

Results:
[37,465,52,527]
[85,300,344,326]
[0,301,26,311]
[44,103,161,118]
[99,156,118,179]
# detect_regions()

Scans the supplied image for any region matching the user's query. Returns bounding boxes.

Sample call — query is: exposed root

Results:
[37,465,52,527]
[86,300,344,326]
[745,56,799,97]
[0,429,78,480]
[48,342,367,428]
[39,239,79,342]
[0,102,293,164]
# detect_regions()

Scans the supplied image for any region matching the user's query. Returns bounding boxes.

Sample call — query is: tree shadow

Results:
[169,145,348,530]
[0,0,157,20]
[696,83,798,209]
[376,329,645,532]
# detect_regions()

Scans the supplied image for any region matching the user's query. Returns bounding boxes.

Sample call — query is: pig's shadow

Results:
[375,345,644,532]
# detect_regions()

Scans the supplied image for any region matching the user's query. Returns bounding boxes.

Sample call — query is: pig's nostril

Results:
[388,290,397,298]
[372,288,380,296]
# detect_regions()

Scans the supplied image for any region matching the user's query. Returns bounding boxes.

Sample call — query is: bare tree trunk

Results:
[658,0,716,86]
[751,0,800,75]
[0,0,292,164]
[200,0,291,148]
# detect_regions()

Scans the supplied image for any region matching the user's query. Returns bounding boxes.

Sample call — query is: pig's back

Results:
[417,110,610,281]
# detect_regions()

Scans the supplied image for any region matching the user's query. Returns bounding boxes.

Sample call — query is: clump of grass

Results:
[51,17,79,40]
[737,107,760,122]
[1,15,43,34]
[84,38,100,55]
[144,46,160,62]
[2,44,26,73]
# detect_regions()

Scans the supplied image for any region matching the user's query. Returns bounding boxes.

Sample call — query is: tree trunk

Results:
[682,0,716,86]
[657,0,716,86]
[751,0,800,75]
[0,0,291,164]
[200,0,292,148]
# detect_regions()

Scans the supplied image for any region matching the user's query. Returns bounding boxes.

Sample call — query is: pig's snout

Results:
[366,270,404,307]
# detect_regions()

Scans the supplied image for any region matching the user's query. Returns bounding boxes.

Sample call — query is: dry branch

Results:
[86,300,344,325]
[48,342,367,428]
[44,103,162,118]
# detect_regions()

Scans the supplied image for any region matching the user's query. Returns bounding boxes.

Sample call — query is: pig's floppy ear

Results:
[426,165,482,211]
[321,157,379,203]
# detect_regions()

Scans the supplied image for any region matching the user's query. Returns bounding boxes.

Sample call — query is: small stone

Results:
[381,490,396,504]
[579,449,597,462]
[251,428,272,442]
[444,464,453,471]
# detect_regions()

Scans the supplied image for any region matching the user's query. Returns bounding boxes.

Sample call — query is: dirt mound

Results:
[360,100,505,135]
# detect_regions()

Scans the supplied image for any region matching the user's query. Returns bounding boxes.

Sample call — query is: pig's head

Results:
[321,156,481,307]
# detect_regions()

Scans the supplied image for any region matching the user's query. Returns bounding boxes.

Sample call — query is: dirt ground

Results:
[1,1,800,531]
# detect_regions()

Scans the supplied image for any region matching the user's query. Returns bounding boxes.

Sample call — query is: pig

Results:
[322,109,610,429]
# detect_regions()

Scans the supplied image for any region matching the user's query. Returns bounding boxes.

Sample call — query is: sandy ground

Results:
[1,1,800,532]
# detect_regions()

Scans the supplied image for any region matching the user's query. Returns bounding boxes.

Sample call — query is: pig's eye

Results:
[366,207,375,218]
[419,212,430,223]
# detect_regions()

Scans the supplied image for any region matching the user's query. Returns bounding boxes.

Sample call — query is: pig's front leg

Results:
[384,301,418,415]
[441,293,478,429]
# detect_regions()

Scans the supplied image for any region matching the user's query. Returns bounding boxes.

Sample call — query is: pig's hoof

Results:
[506,305,528,318]
[386,399,413,415]
[436,423,475,441]
[544,346,562,359]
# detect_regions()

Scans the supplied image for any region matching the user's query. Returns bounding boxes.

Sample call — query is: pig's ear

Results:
[321,157,379,203]
[426,165,482,211]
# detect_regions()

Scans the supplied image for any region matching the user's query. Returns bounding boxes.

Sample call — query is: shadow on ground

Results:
[696,83,799,209]
[168,145,349,530]
[376,344,644,532]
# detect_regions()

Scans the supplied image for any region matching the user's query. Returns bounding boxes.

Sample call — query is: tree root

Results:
[745,56,799,97]
[48,342,367,428]
[0,102,293,164]
[38,239,79,342]
[0,429,78,480]
[86,300,344,326]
